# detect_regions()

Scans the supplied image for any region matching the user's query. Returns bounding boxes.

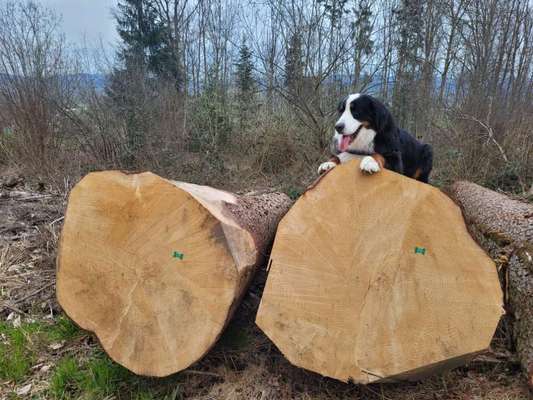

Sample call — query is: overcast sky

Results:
[42,0,120,54]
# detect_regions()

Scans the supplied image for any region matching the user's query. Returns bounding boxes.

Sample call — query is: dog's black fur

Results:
[338,94,433,183]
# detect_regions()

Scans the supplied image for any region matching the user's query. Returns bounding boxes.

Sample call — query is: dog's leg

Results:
[417,144,433,183]
[318,156,340,174]
[383,151,404,175]
[318,161,337,174]
[418,172,430,183]
[417,167,432,183]
[360,153,385,174]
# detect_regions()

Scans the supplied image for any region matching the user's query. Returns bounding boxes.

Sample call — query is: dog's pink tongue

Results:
[339,135,351,152]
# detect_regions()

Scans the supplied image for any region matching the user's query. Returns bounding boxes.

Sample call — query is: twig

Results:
[49,216,64,226]
[182,369,222,378]
[0,302,28,315]
[12,281,54,305]
[458,113,509,163]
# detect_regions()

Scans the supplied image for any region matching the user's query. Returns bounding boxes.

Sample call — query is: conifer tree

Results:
[116,0,164,71]
[235,40,255,100]
[115,0,181,87]
[235,39,256,125]
[284,32,304,94]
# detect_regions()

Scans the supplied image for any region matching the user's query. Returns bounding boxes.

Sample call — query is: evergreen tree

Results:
[109,0,185,165]
[116,0,163,71]
[115,0,181,88]
[189,64,233,151]
[352,0,373,57]
[234,39,256,127]
[351,0,373,89]
[105,65,150,165]
[319,0,349,28]
[284,31,304,93]
[235,40,255,99]
[392,0,424,130]
[109,1,163,165]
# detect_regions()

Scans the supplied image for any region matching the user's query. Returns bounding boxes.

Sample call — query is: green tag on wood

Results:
[414,247,426,255]
[172,251,184,260]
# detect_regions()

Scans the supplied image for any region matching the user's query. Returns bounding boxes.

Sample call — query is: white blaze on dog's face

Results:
[333,93,376,154]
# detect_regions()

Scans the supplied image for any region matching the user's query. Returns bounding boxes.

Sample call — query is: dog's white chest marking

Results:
[318,152,377,175]
[337,152,360,163]
[350,128,376,153]
[337,153,381,174]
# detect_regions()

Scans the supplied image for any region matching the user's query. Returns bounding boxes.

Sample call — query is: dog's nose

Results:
[335,123,345,133]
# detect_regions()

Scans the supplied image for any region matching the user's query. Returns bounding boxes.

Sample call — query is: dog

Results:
[318,93,433,183]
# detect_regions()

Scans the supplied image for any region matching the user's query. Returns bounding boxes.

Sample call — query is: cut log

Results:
[57,171,291,377]
[256,160,504,383]
[448,181,533,387]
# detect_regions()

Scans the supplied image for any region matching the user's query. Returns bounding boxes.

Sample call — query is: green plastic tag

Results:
[172,251,184,260]
[414,247,426,255]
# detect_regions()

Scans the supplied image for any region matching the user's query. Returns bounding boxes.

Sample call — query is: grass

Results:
[0,322,34,382]
[0,315,156,399]
[1,314,531,400]
[283,185,305,200]
[49,357,87,399]
[48,352,181,399]
[49,354,133,399]
[0,317,82,384]
[45,316,81,342]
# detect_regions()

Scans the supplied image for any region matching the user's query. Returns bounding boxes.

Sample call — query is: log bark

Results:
[448,181,533,387]
[256,160,504,383]
[57,171,291,377]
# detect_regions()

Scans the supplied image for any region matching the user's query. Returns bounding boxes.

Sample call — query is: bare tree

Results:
[0,1,79,175]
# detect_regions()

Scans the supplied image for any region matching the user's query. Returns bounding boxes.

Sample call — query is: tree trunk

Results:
[57,171,291,377]
[448,181,533,387]
[256,160,503,384]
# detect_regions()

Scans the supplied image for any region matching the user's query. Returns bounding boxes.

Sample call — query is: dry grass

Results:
[0,183,63,320]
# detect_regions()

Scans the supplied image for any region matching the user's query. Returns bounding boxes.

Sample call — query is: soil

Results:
[0,175,64,319]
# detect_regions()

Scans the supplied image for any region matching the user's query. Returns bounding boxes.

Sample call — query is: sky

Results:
[42,0,120,54]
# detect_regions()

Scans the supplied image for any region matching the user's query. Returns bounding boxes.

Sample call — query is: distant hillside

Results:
[75,73,107,93]
[0,73,107,94]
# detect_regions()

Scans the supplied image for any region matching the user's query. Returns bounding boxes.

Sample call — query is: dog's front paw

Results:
[360,156,381,174]
[318,161,337,174]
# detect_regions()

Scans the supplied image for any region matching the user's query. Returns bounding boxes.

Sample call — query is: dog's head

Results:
[332,93,393,154]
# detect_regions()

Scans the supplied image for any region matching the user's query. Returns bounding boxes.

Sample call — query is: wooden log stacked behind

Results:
[449,181,533,387]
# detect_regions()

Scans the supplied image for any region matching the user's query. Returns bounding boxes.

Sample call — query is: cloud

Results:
[42,0,119,51]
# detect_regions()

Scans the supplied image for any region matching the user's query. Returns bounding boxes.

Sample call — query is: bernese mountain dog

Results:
[318,93,433,183]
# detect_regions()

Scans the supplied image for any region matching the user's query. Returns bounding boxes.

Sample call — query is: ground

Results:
[0,174,531,399]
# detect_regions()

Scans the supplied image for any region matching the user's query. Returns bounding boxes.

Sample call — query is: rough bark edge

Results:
[225,192,293,262]
[447,181,533,387]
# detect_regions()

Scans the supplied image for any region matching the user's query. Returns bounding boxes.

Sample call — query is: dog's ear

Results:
[337,96,348,113]
[370,97,394,133]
